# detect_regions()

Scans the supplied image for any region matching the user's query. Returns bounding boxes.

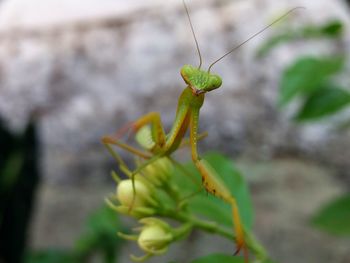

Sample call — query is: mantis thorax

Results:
[181,65,222,95]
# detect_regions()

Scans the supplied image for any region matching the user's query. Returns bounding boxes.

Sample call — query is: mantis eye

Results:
[180,64,196,85]
[205,74,222,91]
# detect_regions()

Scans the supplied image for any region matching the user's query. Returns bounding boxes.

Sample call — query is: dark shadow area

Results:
[0,120,40,263]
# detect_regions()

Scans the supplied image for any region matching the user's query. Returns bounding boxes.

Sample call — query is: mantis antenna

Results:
[183,0,203,69]
[207,6,305,72]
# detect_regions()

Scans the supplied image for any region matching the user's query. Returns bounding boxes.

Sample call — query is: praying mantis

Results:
[102,1,301,261]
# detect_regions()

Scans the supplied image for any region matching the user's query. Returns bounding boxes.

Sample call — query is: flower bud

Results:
[142,157,174,186]
[135,126,155,150]
[137,218,173,255]
[106,177,159,218]
[117,178,151,207]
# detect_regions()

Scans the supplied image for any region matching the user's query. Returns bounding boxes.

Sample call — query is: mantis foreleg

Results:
[102,136,151,159]
[102,111,168,159]
[189,107,247,259]
[103,143,134,178]
[103,108,189,210]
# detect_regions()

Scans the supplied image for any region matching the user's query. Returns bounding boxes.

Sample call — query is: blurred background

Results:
[0,0,350,262]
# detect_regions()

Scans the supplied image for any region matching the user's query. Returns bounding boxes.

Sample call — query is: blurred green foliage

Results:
[190,253,276,263]
[178,154,268,261]
[259,18,350,239]
[257,20,343,57]
[279,56,350,121]
[311,194,350,236]
[26,205,124,263]
[27,250,75,263]
[259,19,350,121]
[74,205,124,263]
[190,253,245,263]
[279,56,345,106]
[295,83,350,120]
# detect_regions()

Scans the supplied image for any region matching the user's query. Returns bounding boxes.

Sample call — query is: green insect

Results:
[102,1,301,261]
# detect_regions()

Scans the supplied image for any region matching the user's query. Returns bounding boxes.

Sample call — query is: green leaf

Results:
[311,194,350,236]
[190,253,244,263]
[296,85,350,120]
[74,205,124,262]
[320,20,343,37]
[257,20,343,57]
[26,249,76,263]
[256,33,294,57]
[279,56,345,106]
[172,153,253,230]
[300,20,344,38]
[27,206,124,263]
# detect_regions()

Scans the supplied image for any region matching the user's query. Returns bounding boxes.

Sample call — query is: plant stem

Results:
[186,214,233,240]
[162,209,268,260]
[172,222,193,241]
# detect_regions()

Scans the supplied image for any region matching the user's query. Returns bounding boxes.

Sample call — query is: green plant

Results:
[257,20,343,58]
[105,149,268,262]
[279,56,350,121]
[26,205,124,263]
[259,18,350,239]
[311,194,350,236]
[259,20,350,122]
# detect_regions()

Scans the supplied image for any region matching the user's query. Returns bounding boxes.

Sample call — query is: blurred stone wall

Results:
[0,0,349,185]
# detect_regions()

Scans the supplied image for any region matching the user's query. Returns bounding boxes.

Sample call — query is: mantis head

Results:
[181,0,303,97]
[180,65,222,95]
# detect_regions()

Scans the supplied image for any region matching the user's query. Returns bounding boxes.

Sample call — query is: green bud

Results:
[113,205,156,218]
[117,178,151,207]
[135,126,155,150]
[137,218,173,255]
[142,157,174,186]
[121,217,193,262]
[105,176,160,218]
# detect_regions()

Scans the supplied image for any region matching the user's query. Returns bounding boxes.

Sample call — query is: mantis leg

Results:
[102,136,151,159]
[132,112,167,148]
[105,104,191,209]
[102,111,168,159]
[103,143,133,178]
[179,131,208,148]
[104,132,164,211]
[124,112,169,178]
[129,105,192,172]
[189,108,247,260]
[103,112,171,211]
